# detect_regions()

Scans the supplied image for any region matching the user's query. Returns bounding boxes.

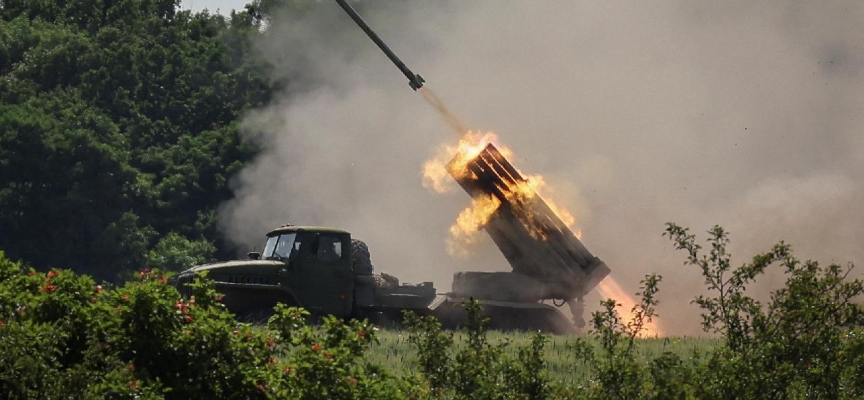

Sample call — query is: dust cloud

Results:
[219,0,864,336]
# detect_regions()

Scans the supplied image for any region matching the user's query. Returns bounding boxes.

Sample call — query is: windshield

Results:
[262,236,278,258]
[263,233,298,260]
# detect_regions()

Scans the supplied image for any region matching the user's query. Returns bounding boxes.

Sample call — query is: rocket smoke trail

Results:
[333,0,468,136]
[419,87,470,136]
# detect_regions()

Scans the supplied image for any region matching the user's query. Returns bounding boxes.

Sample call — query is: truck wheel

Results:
[351,239,374,275]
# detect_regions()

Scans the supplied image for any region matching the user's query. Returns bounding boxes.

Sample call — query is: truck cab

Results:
[177,226,354,318]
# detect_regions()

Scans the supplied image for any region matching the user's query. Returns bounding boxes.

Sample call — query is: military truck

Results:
[175,225,437,324]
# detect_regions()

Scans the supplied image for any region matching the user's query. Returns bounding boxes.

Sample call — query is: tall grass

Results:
[368,329,722,385]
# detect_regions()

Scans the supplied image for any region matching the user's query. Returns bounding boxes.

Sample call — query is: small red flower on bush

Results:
[283,366,292,374]
[266,337,275,349]
[130,381,139,389]
[310,344,320,352]
[349,376,357,386]
[41,284,57,292]
[325,353,333,360]
[184,315,193,323]
[358,329,366,338]
[267,358,276,365]
[46,270,58,279]
[138,269,151,279]
[122,294,130,301]
[158,275,168,284]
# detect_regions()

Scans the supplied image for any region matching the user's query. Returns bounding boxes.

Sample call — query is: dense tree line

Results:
[0,0,280,280]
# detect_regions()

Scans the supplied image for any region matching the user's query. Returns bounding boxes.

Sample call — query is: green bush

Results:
[0,251,415,399]
[405,300,555,400]
[665,223,864,400]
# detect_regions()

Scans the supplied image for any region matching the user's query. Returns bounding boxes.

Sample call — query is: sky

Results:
[180,0,248,14]
[198,0,863,336]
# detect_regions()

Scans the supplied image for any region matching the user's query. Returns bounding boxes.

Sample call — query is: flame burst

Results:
[423,131,504,193]
[597,277,664,337]
[424,131,505,255]
[423,131,580,254]
[447,194,501,257]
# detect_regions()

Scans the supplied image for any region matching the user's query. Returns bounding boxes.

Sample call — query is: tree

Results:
[0,0,276,279]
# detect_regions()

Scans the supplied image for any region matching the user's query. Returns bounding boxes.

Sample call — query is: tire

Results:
[351,239,374,275]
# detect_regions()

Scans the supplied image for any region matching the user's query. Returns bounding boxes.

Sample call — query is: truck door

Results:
[297,233,353,317]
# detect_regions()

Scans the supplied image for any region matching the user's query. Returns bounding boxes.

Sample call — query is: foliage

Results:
[145,231,217,273]
[403,309,453,394]
[664,223,864,400]
[2,217,863,399]
[405,300,555,400]
[568,274,696,400]
[0,251,270,399]
[367,330,720,388]
[0,251,417,399]
[0,0,278,280]
[266,305,420,399]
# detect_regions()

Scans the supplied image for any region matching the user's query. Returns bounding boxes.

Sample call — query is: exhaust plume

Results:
[419,87,469,135]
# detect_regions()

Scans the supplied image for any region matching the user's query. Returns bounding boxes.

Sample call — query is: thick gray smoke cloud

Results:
[220,0,864,335]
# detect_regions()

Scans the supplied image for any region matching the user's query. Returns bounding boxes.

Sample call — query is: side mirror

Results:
[247,252,261,260]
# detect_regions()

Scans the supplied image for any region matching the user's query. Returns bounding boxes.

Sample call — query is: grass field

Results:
[366,329,723,385]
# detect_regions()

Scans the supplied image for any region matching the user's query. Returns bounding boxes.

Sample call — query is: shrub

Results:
[265,304,419,399]
[665,223,864,400]
[0,252,414,399]
[570,274,696,400]
[405,300,555,400]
